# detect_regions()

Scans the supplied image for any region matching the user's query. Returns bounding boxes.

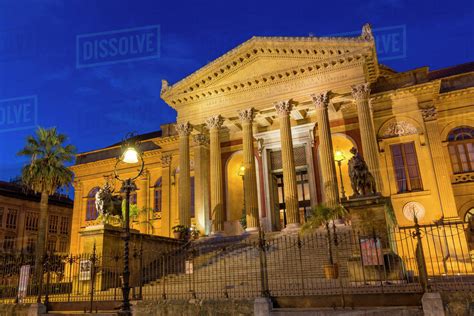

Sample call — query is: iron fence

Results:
[0,221,472,307]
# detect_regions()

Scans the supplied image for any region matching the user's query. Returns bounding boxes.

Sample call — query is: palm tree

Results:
[18,127,75,277]
[302,204,347,266]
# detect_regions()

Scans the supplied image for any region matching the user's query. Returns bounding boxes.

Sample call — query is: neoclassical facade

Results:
[69,25,474,253]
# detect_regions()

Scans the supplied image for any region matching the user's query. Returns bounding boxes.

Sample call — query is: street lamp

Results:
[114,133,144,315]
[334,150,346,200]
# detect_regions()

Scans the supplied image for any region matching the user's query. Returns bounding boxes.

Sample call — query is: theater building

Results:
[69,24,474,254]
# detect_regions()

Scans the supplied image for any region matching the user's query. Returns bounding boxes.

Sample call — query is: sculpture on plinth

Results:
[348,147,377,197]
[95,182,122,224]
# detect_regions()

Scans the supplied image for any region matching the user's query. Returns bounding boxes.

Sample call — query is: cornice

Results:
[70,149,162,172]
[165,49,374,108]
[370,81,439,102]
[161,33,375,99]
[436,86,474,101]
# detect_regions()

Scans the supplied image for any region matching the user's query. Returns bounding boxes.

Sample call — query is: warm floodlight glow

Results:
[238,164,245,177]
[334,150,346,162]
[122,147,139,164]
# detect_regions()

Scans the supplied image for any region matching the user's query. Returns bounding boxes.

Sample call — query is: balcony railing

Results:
[452,171,474,184]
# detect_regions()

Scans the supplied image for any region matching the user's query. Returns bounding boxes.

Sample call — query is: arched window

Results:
[86,187,100,221]
[447,126,474,174]
[154,177,162,213]
[465,208,474,223]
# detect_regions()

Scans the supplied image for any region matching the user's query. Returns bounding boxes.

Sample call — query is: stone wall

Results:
[0,304,30,316]
[132,299,254,316]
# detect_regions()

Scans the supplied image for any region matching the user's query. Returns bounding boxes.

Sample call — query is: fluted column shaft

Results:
[238,108,259,230]
[206,115,225,233]
[274,101,300,228]
[312,92,339,207]
[193,134,211,235]
[176,122,192,227]
[352,84,383,192]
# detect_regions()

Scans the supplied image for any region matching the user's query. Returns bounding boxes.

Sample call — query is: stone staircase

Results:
[138,229,362,299]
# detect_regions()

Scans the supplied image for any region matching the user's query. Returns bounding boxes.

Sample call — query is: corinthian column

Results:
[238,108,259,231]
[206,115,225,234]
[311,92,339,207]
[351,83,383,191]
[176,122,193,227]
[274,100,300,229]
[193,134,211,235]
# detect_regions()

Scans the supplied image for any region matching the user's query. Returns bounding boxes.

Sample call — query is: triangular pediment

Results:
[161,24,379,108]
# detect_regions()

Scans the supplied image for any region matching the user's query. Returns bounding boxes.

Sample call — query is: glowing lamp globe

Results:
[122,147,139,164]
[334,150,346,162]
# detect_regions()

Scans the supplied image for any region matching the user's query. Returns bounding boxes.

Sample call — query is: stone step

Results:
[271,307,423,316]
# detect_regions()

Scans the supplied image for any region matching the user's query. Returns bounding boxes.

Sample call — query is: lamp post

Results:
[334,150,346,200]
[114,133,144,315]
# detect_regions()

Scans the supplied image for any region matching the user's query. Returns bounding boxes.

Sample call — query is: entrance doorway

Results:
[273,168,311,228]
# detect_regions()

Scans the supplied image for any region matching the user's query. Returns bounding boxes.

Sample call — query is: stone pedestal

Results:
[342,195,392,244]
[77,224,183,292]
[343,195,402,282]
[422,292,445,316]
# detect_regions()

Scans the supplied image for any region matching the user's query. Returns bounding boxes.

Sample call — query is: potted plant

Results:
[172,225,187,239]
[189,227,200,240]
[302,204,347,279]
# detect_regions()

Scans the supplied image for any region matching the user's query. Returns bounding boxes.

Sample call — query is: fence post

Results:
[138,242,143,300]
[258,229,269,297]
[296,234,305,296]
[413,216,429,292]
[89,243,97,313]
[161,255,166,299]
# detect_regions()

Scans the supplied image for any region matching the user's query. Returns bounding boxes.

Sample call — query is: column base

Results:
[282,223,301,233]
[245,227,259,233]
[210,231,225,238]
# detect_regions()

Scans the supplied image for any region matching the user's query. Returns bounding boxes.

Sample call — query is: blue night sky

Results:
[0,0,473,181]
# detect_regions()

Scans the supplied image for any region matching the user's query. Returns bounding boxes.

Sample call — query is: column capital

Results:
[421,107,437,122]
[161,154,172,167]
[311,91,330,110]
[274,100,292,117]
[238,108,255,123]
[351,83,371,100]
[175,121,193,136]
[73,180,83,191]
[205,115,225,130]
[193,133,209,145]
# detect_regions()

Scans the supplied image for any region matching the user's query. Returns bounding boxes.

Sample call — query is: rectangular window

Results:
[59,239,68,253]
[60,217,69,235]
[449,142,474,173]
[26,212,39,231]
[0,207,3,228]
[6,209,18,230]
[48,215,59,234]
[47,238,56,252]
[26,237,36,254]
[3,236,15,252]
[390,142,423,193]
